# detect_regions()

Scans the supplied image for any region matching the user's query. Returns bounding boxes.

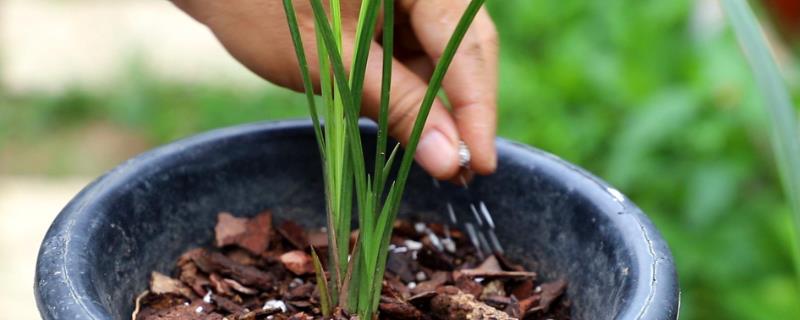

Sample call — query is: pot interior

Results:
[36,121,677,320]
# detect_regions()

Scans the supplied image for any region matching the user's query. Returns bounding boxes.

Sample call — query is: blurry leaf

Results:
[728,274,800,319]
[684,163,742,228]
[605,89,698,188]
[721,0,800,278]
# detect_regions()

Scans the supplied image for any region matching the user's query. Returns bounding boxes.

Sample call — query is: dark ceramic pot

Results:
[35,120,679,320]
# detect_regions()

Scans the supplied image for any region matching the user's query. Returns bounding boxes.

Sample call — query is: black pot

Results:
[35,120,679,320]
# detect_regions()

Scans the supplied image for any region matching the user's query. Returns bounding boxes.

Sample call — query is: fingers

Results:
[172,0,483,180]
[361,45,462,180]
[400,0,499,175]
[170,0,315,91]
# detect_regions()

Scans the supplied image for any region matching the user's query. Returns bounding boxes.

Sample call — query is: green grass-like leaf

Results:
[374,0,395,200]
[281,0,325,156]
[284,0,346,300]
[309,0,369,215]
[310,248,332,317]
[720,0,800,277]
[349,0,381,109]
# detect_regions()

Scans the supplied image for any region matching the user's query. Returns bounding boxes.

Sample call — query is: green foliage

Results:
[5,1,800,319]
[484,1,800,319]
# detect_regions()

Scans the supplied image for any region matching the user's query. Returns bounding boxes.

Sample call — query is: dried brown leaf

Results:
[277,221,308,249]
[215,211,272,255]
[191,248,274,289]
[215,212,247,248]
[430,287,514,320]
[511,279,534,300]
[208,273,232,296]
[223,278,258,295]
[306,230,328,249]
[538,279,567,312]
[379,298,424,320]
[411,271,449,295]
[149,272,193,298]
[280,250,314,275]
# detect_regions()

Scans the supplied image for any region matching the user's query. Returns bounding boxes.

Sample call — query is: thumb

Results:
[361,44,462,180]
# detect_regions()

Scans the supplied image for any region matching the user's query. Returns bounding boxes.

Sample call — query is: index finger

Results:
[400,0,498,175]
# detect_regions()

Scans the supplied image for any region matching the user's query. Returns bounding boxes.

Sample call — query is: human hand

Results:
[171,0,498,180]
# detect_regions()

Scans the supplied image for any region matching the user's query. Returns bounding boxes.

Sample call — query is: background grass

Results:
[2,1,800,318]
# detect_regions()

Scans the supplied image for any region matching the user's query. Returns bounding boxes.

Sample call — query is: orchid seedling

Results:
[281,0,486,317]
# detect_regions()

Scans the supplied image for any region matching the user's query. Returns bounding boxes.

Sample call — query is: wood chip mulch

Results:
[134,210,571,320]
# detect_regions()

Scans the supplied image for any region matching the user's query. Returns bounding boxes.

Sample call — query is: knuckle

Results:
[462,26,498,60]
[473,11,499,47]
[484,28,499,47]
[463,40,484,60]
[478,22,499,48]
[388,88,425,137]
[398,0,420,11]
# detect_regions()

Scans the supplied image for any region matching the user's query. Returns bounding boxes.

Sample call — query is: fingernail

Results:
[415,129,458,178]
[486,141,498,172]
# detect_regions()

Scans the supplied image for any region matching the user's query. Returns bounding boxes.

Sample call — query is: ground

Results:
[0,176,90,319]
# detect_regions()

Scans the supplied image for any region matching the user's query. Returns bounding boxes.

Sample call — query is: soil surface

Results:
[134,211,570,320]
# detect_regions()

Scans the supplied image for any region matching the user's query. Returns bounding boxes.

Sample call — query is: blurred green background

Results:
[3,0,800,319]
